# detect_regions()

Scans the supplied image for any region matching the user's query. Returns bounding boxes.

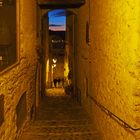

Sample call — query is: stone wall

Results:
[0,0,37,140]
[76,0,140,139]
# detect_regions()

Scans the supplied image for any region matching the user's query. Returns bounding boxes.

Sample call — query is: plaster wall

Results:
[76,0,140,139]
[0,0,37,139]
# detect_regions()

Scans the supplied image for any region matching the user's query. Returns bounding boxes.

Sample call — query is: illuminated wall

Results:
[0,0,37,139]
[76,0,140,139]
[64,45,69,80]
[42,13,50,89]
[65,13,75,86]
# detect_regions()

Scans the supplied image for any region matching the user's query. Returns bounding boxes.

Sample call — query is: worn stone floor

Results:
[19,88,101,140]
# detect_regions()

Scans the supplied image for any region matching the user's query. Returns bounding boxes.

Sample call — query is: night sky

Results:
[48,9,66,31]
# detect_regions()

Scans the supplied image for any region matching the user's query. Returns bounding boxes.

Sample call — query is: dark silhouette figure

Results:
[57,78,61,86]
[53,79,57,87]
[61,78,64,86]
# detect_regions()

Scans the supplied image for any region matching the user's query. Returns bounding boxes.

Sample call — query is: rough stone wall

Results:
[76,0,140,139]
[76,0,91,114]
[0,0,37,140]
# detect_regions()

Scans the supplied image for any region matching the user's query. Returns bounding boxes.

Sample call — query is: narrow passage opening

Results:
[45,9,73,97]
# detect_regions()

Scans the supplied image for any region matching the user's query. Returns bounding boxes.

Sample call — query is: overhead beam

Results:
[37,0,85,9]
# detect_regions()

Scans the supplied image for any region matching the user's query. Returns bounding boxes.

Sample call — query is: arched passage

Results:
[39,9,79,100]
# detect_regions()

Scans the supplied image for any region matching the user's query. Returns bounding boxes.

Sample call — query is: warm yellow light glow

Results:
[46,59,50,82]
[52,58,57,63]
[52,64,56,68]
[53,64,56,68]
[64,45,70,80]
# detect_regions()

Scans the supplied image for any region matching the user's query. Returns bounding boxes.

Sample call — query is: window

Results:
[0,0,17,72]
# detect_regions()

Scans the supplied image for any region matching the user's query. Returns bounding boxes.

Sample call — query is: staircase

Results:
[19,88,101,140]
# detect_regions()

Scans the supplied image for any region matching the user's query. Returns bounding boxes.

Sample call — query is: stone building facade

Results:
[76,0,140,140]
[0,0,37,139]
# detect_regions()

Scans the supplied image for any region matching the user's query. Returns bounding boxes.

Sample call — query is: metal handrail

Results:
[88,95,140,131]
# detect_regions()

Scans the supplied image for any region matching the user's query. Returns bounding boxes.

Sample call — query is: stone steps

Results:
[21,133,100,140]
[24,124,94,134]
[28,120,92,126]
[19,89,101,140]
[20,120,100,140]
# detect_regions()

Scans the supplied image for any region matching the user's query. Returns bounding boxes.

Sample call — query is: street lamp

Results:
[52,58,57,63]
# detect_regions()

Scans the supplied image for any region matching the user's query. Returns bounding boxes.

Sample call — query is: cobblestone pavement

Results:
[19,88,101,140]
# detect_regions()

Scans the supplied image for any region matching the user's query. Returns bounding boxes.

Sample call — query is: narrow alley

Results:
[19,88,100,140]
[1,0,140,140]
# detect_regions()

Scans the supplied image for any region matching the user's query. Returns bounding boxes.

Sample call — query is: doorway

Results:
[40,9,78,98]
[47,9,66,89]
